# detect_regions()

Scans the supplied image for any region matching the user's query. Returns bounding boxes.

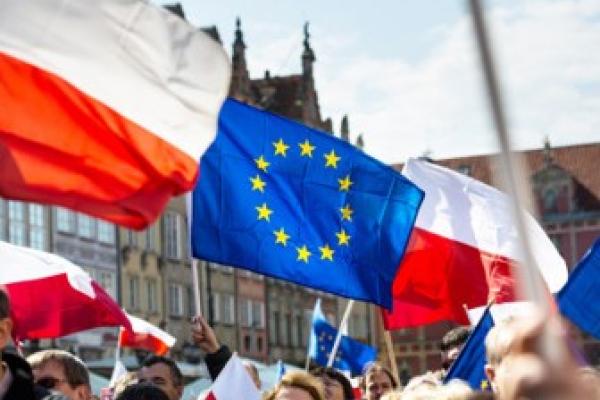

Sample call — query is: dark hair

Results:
[440,326,470,351]
[361,363,398,390]
[27,349,90,387]
[140,355,183,387]
[115,383,170,400]
[0,289,9,319]
[310,367,354,399]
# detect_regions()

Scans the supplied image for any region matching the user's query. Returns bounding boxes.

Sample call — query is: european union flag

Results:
[444,307,493,391]
[559,238,600,339]
[191,99,423,308]
[308,299,377,375]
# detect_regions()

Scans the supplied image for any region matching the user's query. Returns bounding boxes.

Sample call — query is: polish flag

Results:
[0,0,230,229]
[383,158,568,328]
[119,314,176,356]
[0,241,130,340]
[205,353,261,400]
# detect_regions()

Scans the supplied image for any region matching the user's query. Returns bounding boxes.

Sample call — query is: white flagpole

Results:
[327,300,354,368]
[192,259,202,317]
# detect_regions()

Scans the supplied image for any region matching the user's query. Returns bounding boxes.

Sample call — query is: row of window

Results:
[56,208,115,244]
[128,276,159,313]
[84,268,117,299]
[126,211,185,260]
[127,276,197,318]
[269,309,313,348]
[0,200,46,250]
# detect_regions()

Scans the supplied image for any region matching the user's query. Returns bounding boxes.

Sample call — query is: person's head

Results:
[138,355,183,400]
[440,326,470,370]
[403,371,441,394]
[243,361,261,389]
[0,289,13,351]
[483,317,517,397]
[361,363,397,400]
[310,366,353,400]
[115,383,170,400]
[265,371,325,400]
[27,349,91,400]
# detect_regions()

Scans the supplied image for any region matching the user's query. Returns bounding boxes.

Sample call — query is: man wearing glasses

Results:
[27,350,91,400]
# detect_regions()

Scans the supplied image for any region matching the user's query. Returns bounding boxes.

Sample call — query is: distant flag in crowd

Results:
[0,0,230,229]
[558,238,600,340]
[119,313,176,356]
[444,307,494,391]
[0,241,130,341]
[108,359,128,388]
[383,158,568,328]
[190,99,423,308]
[204,353,261,400]
[308,299,377,375]
[275,360,286,382]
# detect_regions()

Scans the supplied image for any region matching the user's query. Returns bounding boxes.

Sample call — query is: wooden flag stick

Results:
[378,310,399,383]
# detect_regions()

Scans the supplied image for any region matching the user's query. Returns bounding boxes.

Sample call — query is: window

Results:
[128,276,140,310]
[97,221,115,244]
[98,270,116,299]
[187,286,196,317]
[257,336,264,352]
[543,188,558,213]
[296,314,305,346]
[77,214,95,239]
[164,212,182,259]
[8,201,26,246]
[270,310,280,345]
[244,335,251,352]
[56,207,75,233]
[252,301,264,328]
[28,204,46,250]
[169,283,184,316]
[146,280,158,313]
[220,293,235,324]
[290,313,298,347]
[281,313,289,346]
[127,229,138,247]
[240,299,251,327]
[212,292,221,322]
[144,224,157,251]
[457,165,471,176]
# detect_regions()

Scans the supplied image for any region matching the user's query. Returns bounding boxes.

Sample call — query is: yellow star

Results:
[249,174,266,193]
[319,244,334,261]
[273,138,290,157]
[299,140,315,157]
[273,228,290,246]
[296,245,311,263]
[255,155,270,172]
[340,204,353,221]
[255,203,273,221]
[338,175,353,191]
[324,150,341,168]
[336,229,351,246]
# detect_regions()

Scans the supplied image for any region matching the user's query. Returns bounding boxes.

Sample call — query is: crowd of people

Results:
[1,287,600,400]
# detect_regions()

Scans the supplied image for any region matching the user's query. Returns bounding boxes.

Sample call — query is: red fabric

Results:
[0,51,198,229]
[5,274,130,340]
[382,227,518,329]
[204,392,216,400]
[119,329,170,356]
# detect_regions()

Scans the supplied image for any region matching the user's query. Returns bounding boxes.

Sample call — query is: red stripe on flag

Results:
[204,392,217,400]
[383,227,518,329]
[119,329,170,356]
[0,51,198,229]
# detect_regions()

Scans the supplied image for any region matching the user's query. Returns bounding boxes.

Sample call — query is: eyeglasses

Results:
[36,376,67,390]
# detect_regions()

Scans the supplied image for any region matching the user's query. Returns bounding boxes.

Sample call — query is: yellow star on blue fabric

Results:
[299,140,315,157]
[273,138,289,156]
[255,155,270,172]
[273,228,290,246]
[338,175,353,191]
[296,245,311,263]
[319,244,334,261]
[340,204,353,221]
[336,229,351,246]
[249,174,266,193]
[324,150,341,168]
[256,203,273,221]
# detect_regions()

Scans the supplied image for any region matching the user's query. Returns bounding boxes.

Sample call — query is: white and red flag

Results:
[0,241,130,340]
[383,158,568,329]
[204,353,261,400]
[0,0,230,229]
[119,314,176,356]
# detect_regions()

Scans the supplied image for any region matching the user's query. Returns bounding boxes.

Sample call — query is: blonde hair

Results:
[264,371,325,400]
[484,317,517,366]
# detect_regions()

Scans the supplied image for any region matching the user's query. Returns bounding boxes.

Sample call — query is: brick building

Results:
[381,140,600,381]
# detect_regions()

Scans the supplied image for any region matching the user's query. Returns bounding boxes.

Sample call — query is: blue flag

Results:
[558,238,600,339]
[444,307,493,391]
[308,299,377,375]
[191,99,423,308]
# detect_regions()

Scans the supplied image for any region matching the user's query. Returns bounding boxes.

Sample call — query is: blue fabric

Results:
[444,307,493,391]
[191,98,423,308]
[559,238,600,339]
[308,300,377,375]
[275,360,286,382]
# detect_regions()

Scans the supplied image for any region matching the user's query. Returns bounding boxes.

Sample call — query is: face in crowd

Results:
[137,356,184,400]
[28,350,92,400]
[362,364,397,400]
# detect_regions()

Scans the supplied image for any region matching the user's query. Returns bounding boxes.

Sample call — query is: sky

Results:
[155,0,600,164]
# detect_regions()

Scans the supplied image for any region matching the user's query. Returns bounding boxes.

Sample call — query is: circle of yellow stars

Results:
[250,137,354,264]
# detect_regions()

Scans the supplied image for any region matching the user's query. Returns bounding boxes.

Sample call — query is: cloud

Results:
[313,0,600,164]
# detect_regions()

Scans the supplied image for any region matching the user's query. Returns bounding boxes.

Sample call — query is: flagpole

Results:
[468,0,562,365]
[327,300,354,368]
[192,259,202,317]
[378,310,399,383]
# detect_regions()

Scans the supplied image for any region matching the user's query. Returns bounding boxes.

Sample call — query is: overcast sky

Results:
[156,0,600,164]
